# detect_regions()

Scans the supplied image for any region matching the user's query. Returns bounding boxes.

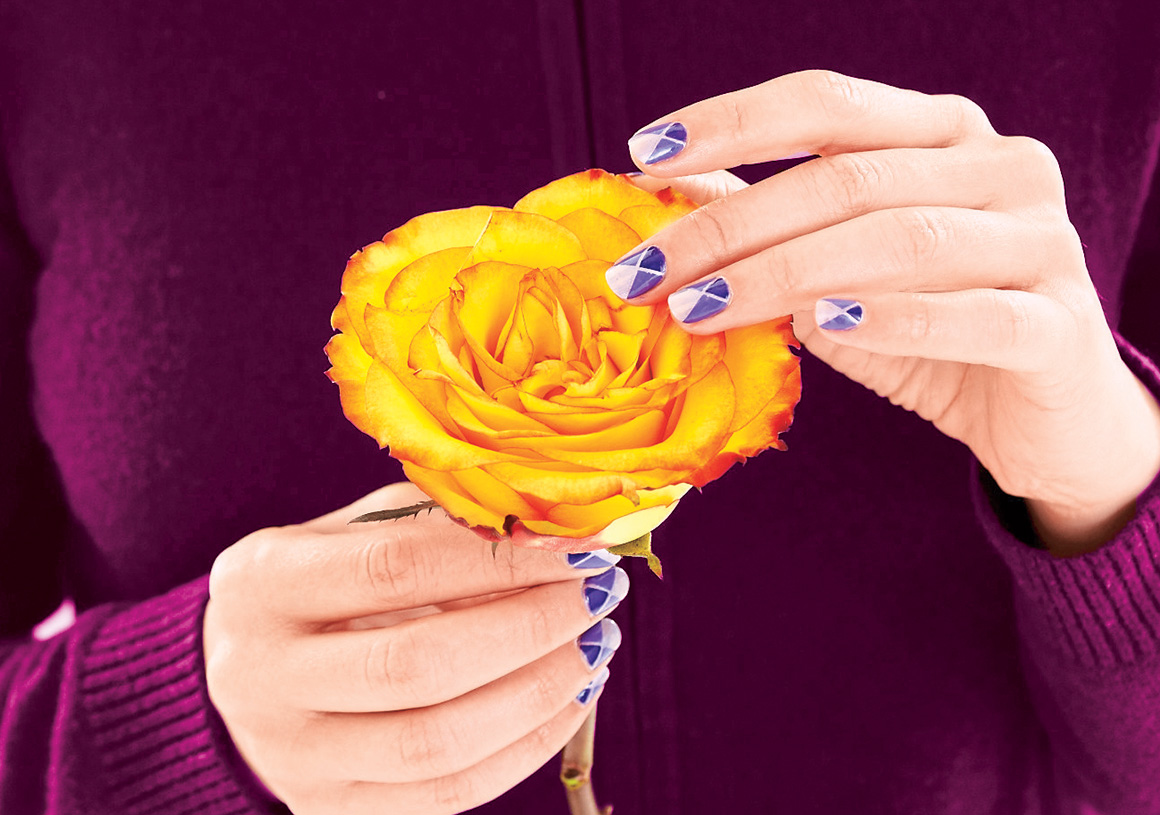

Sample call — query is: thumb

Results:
[625,168,748,205]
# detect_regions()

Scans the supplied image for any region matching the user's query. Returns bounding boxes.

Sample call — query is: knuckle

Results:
[359,530,424,607]
[805,69,868,120]
[721,94,750,141]
[432,769,482,812]
[365,628,435,704]
[893,208,953,269]
[682,200,734,265]
[397,712,460,778]
[1009,135,1062,176]
[818,153,882,216]
[903,300,938,346]
[993,292,1035,353]
[941,93,993,137]
[525,666,567,711]
[764,246,807,299]
[523,602,559,653]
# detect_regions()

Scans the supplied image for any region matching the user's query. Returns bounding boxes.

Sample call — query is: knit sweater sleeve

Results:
[0,578,288,815]
[972,332,1160,814]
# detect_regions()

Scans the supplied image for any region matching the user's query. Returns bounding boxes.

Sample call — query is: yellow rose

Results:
[325,169,800,547]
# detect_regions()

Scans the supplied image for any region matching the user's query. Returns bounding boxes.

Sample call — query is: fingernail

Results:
[605,246,666,300]
[668,277,732,324]
[576,666,611,706]
[816,298,864,331]
[577,618,622,670]
[583,567,630,617]
[567,549,622,569]
[776,150,814,160]
[628,122,687,165]
[624,171,645,177]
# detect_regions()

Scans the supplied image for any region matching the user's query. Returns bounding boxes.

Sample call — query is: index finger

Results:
[243,511,620,626]
[628,69,995,173]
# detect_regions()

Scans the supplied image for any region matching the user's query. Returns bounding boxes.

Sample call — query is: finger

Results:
[627,69,995,174]
[283,567,629,711]
[286,681,608,815]
[660,207,1070,333]
[288,620,620,783]
[606,143,1057,307]
[303,481,435,535]
[238,518,623,624]
[625,168,749,204]
[806,289,1074,373]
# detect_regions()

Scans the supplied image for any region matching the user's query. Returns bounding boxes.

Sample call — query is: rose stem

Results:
[561,705,612,815]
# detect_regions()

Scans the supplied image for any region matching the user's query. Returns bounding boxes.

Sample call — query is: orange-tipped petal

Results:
[514,168,661,220]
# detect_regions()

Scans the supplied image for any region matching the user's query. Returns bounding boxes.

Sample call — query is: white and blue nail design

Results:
[567,550,622,569]
[816,298,864,330]
[668,277,731,323]
[583,567,630,617]
[628,122,687,165]
[577,619,622,670]
[605,246,666,300]
[576,666,611,706]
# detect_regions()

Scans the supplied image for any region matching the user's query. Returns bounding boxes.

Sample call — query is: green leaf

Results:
[607,532,662,578]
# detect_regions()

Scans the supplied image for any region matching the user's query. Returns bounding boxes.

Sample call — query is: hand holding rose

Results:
[203,483,626,815]
[617,70,1160,555]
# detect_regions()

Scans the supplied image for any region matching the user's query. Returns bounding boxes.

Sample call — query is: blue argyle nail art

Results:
[567,550,622,569]
[668,277,732,323]
[605,246,666,300]
[628,122,688,165]
[576,666,611,706]
[583,567,630,617]
[577,619,622,670]
[816,298,864,331]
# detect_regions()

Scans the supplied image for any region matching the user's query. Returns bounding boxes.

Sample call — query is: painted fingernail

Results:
[816,298,864,331]
[668,277,732,323]
[776,150,814,160]
[624,170,645,177]
[628,122,687,165]
[583,567,630,617]
[606,246,666,300]
[567,549,622,570]
[577,618,622,670]
[576,666,611,706]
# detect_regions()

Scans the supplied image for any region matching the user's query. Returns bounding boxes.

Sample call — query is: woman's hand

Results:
[614,69,1160,555]
[203,482,626,815]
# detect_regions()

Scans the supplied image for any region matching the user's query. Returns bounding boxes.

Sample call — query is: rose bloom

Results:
[325,170,800,548]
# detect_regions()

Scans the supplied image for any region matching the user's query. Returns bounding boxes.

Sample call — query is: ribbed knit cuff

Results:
[971,331,1160,669]
[77,575,284,815]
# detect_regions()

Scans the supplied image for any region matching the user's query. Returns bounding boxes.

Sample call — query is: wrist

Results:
[1027,369,1160,557]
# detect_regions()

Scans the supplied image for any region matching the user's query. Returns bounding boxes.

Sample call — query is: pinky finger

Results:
[303,675,609,815]
[811,289,1074,372]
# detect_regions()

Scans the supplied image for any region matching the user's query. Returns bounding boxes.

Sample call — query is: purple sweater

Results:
[2,1,1160,813]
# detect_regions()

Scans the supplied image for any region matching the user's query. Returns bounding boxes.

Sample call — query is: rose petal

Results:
[616,193,697,240]
[364,361,520,469]
[323,332,374,433]
[402,461,511,534]
[341,207,498,345]
[722,317,801,434]
[513,168,661,220]
[557,207,643,262]
[462,210,586,270]
[539,362,735,471]
[484,462,641,507]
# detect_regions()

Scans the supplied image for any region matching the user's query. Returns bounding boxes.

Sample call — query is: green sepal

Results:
[607,532,662,578]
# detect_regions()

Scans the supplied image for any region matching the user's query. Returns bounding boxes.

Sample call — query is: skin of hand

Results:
[202,482,624,815]
[617,69,1160,557]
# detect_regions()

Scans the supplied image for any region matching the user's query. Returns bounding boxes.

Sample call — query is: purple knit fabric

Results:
[2,1,1159,813]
